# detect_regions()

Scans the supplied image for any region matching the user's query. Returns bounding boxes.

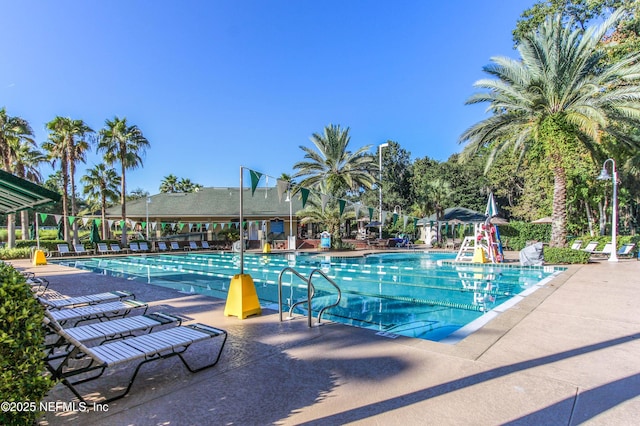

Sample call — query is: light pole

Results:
[285,185,294,250]
[597,158,618,262]
[145,196,151,240]
[378,142,389,238]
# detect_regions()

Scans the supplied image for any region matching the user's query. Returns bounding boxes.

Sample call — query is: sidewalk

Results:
[15,255,639,425]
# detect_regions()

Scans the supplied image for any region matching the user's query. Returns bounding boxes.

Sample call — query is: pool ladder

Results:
[277,267,342,327]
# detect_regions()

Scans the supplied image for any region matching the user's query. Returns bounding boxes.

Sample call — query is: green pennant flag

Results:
[338,199,346,216]
[119,220,125,229]
[161,222,167,230]
[178,223,186,231]
[68,216,76,225]
[413,218,418,228]
[368,207,374,220]
[300,188,310,208]
[39,213,48,224]
[249,170,263,196]
[392,213,398,225]
[141,221,147,229]
[95,219,101,227]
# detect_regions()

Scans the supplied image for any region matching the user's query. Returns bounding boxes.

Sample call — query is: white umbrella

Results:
[485,192,498,217]
[531,216,553,224]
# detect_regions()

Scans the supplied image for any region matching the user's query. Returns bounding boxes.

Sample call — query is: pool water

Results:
[52,251,562,342]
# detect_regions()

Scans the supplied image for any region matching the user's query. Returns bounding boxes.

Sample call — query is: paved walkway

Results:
[15,253,639,425]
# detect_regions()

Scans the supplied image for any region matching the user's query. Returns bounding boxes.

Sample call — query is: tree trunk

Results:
[20,210,29,240]
[7,213,15,248]
[584,199,595,237]
[120,162,127,246]
[550,166,568,247]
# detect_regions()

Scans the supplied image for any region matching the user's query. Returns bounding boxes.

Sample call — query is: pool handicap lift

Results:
[224,167,262,320]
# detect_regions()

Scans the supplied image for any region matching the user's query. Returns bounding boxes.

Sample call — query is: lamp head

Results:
[597,168,611,180]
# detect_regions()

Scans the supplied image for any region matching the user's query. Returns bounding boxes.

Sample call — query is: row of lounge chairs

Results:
[570,240,636,258]
[52,240,232,257]
[26,270,227,403]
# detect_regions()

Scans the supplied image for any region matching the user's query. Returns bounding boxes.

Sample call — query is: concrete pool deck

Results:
[13,251,640,425]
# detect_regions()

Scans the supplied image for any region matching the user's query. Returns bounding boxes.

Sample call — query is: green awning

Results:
[0,169,61,214]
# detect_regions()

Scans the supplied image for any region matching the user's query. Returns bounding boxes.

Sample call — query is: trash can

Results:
[320,231,331,250]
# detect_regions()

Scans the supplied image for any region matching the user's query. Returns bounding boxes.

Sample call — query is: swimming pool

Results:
[52,251,563,342]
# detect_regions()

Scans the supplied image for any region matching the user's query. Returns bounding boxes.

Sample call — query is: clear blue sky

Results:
[1,0,536,194]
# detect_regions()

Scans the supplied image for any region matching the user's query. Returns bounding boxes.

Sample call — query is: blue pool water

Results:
[52,251,562,342]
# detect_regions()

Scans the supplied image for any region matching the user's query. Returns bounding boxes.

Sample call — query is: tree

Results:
[0,108,36,247]
[97,117,150,246]
[44,117,94,244]
[460,11,640,247]
[13,142,47,240]
[293,124,377,197]
[159,174,179,193]
[81,164,121,240]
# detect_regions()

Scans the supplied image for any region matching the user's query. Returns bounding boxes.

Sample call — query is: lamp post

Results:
[378,142,389,238]
[145,196,151,240]
[597,158,618,262]
[285,185,294,250]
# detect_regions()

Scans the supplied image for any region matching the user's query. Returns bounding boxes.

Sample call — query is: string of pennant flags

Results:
[34,166,441,235]
[247,168,422,229]
[34,212,270,234]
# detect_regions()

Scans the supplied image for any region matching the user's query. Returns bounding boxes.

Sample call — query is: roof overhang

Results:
[0,169,61,214]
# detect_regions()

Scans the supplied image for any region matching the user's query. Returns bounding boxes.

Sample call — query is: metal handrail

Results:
[308,269,342,327]
[277,267,309,322]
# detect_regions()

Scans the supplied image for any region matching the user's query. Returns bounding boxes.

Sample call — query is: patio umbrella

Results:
[89,221,101,243]
[485,192,498,217]
[531,216,553,224]
[57,220,64,240]
[365,221,383,228]
[29,224,35,240]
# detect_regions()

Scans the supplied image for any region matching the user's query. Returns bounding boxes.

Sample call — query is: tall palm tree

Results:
[81,164,121,240]
[13,142,47,239]
[293,124,377,196]
[159,174,179,193]
[97,116,150,246]
[44,117,94,243]
[460,10,640,247]
[0,108,36,247]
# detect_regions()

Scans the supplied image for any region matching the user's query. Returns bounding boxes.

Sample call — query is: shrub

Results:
[0,264,54,425]
[544,247,590,264]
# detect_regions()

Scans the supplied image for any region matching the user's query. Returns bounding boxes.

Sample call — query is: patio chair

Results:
[44,313,227,403]
[581,241,599,253]
[73,244,93,255]
[590,243,613,257]
[201,241,211,250]
[570,240,583,250]
[44,311,182,359]
[56,244,72,257]
[38,290,134,310]
[27,276,50,294]
[129,242,141,253]
[46,299,149,327]
[96,243,112,254]
[188,241,201,251]
[617,243,636,258]
[170,241,181,251]
[139,241,151,252]
[110,243,125,254]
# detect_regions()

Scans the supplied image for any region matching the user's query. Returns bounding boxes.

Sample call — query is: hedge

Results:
[0,264,54,425]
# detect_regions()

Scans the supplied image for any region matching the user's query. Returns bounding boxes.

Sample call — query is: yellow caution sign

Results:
[33,250,47,266]
[263,242,271,253]
[224,274,262,319]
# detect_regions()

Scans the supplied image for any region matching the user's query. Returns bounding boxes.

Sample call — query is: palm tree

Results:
[0,108,37,247]
[460,10,640,247]
[81,164,121,240]
[160,174,179,193]
[44,117,94,243]
[293,124,377,196]
[97,117,150,246]
[13,142,47,239]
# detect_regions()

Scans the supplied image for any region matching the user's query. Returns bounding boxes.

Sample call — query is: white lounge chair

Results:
[110,243,126,254]
[591,243,613,257]
[44,312,227,403]
[157,241,168,251]
[46,299,149,327]
[201,241,211,250]
[170,242,181,251]
[38,290,134,310]
[129,242,141,252]
[139,241,151,252]
[56,244,72,257]
[570,240,582,250]
[188,241,201,251]
[617,243,636,258]
[73,244,93,255]
[581,241,598,253]
[97,243,112,254]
